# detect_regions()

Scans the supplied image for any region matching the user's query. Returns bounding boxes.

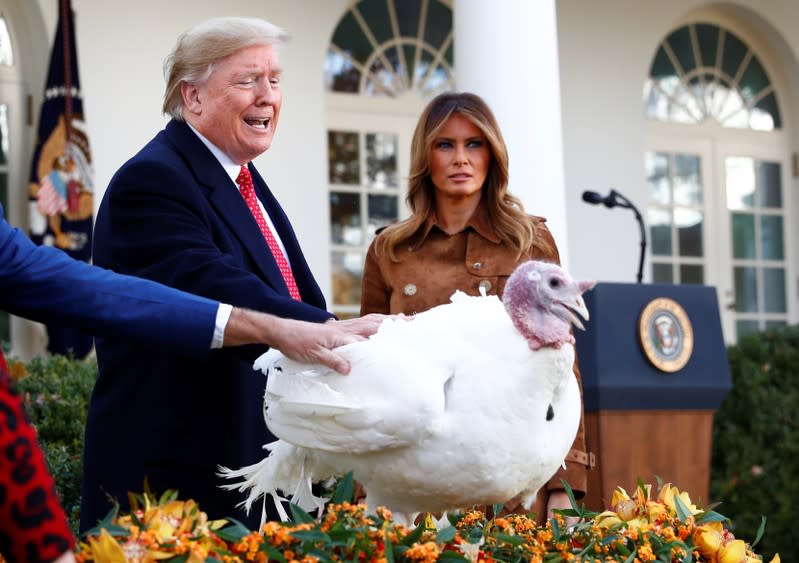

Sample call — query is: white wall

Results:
[556,0,799,283]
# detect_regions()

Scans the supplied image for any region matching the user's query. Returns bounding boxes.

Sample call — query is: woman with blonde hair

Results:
[360,91,592,522]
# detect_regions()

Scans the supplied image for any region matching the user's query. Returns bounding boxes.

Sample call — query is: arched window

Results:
[325,0,454,317]
[324,0,454,97]
[644,23,781,131]
[643,21,790,342]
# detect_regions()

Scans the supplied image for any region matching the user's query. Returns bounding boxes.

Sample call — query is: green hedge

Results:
[710,325,799,561]
[14,354,96,535]
[11,326,799,557]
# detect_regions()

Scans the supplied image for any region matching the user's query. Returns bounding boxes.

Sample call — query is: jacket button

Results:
[478,279,492,293]
[473,262,483,270]
[403,283,417,296]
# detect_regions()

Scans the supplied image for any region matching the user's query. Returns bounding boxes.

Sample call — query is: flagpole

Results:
[60,0,72,144]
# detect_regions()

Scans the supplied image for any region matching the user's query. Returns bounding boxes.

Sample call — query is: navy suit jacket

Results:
[81,120,332,532]
[0,205,217,353]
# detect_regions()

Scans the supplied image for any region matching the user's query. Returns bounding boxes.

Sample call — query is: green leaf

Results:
[436,525,457,543]
[215,518,253,542]
[384,534,395,563]
[493,532,524,546]
[401,521,425,546]
[673,493,692,522]
[467,526,484,544]
[437,551,470,562]
[751,515,767,548]
[262,546,287,562]
[492,502,504,516]
[291,529,332,543]
[330,471,355,504]
[559,478,580,512]
[289,502,316,524]
[695,510,729,524]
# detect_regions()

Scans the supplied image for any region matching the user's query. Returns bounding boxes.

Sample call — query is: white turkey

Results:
[220,260,595,524]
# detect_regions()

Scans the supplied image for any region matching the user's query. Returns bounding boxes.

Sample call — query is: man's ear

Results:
[181,82,202,115]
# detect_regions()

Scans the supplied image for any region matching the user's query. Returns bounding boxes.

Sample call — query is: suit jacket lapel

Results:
[163,121,290,295]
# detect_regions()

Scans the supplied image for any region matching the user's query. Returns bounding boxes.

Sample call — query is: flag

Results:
[28,0,94,358]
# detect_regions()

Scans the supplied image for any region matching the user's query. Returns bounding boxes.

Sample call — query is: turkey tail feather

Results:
[218,440,325,523]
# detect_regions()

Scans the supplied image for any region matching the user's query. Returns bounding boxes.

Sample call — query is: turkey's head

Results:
[503,261,595,350]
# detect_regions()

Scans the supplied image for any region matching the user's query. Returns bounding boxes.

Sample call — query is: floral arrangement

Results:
[76,478,780,562]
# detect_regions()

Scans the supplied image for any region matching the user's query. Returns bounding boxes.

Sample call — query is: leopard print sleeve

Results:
[0,355,74,563]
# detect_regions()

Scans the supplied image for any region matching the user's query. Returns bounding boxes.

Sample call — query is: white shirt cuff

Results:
[212,303,234,349]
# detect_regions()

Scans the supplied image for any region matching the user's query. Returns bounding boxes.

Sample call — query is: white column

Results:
[454,0,570,267]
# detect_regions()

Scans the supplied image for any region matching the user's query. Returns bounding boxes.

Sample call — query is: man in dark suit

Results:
[0,204,368,562]
[80,16,382,532]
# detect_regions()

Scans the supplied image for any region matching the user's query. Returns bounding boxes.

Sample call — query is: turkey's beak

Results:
[556,295,590,331]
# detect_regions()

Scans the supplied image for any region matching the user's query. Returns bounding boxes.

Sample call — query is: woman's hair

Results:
[162,17,290,120]
[378,91,547,261]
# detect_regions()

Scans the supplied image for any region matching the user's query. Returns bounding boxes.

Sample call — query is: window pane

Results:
[760,215,784,260]
[739,56,769,102]
[676,208,703,257]
[648,208,672,255]
[324,50,361,93]
[721,31,748,81]
[680,264,703,285]
[358,0,392,44]
[731,213,755,259]
[765,320,787,330]
[726,156,755,210]
[395,0,423,37]
[366,133,398,189]
[331,250,364,306]
[331,12,371,65]
[367,194,397,240]
[757,161,782,208]
[695,24,719,67]
[673,154,702,205]
[652,262,673,283]
[734,266,758,313]
[763,267,786,313]
[752,92,781,129]
[329,192,362,245]
[328,131,360,184]
[666,26,696,75]
[424,0,452,48]
[645,151,670,204]
[0,17,12,66]
[736,319,760,338]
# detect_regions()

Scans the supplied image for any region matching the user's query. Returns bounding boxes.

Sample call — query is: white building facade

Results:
[1,0,797,356]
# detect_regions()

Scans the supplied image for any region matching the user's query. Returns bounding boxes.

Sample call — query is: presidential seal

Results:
[639,297,693,372]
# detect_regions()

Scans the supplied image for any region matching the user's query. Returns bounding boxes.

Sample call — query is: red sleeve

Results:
[0,371,75,562]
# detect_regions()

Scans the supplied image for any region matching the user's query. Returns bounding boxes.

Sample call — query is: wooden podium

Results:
[573,283,732,510]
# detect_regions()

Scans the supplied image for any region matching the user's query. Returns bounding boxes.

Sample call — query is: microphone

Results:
[581,189,647,283]
[581,190,615,208]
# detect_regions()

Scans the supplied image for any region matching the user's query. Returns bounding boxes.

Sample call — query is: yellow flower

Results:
[610,486,632,507]
[85,529,127,562]
[594,510,623,529]
[768,555,781,563]
[718,539,747,563]
[615,499,639,521]
[693,525,723,558]
[658,484,699,516]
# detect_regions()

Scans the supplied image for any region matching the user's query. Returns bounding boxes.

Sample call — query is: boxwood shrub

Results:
[710,325,799,561]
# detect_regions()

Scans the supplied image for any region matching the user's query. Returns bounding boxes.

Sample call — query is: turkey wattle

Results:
[220,260,595,523]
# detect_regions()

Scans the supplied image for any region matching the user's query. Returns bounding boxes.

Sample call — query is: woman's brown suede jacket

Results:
[360,206,593,522]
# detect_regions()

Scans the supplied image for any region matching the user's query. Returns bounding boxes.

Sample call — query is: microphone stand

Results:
[606,190,647,284]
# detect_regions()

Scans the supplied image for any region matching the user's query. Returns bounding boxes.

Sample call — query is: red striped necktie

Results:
[236,165,302,301]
